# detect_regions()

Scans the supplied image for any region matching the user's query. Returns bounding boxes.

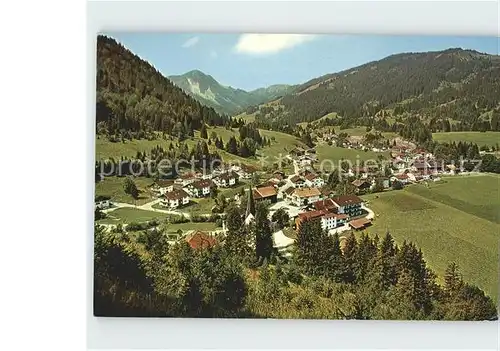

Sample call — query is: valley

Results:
[93,34,500,320]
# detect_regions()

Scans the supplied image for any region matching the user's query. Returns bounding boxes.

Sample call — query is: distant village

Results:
[96,129,469,254]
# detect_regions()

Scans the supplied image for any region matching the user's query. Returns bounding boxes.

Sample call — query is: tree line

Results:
[96,35,231,140]
[94,199,497,319]
[95,140,223,180]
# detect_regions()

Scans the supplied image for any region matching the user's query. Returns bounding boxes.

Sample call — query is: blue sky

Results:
[104,33,499,91]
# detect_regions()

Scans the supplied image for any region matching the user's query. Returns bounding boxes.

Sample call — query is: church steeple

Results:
[245,185,255,225]
[246,185,255,217]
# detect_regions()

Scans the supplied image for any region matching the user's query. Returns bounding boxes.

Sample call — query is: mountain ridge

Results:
[245,47,500,131]
[168,70,294,115]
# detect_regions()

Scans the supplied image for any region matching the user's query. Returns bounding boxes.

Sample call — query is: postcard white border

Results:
[87,1,500,350]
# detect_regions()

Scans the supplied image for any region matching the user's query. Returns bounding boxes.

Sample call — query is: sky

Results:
[104,33,499,91]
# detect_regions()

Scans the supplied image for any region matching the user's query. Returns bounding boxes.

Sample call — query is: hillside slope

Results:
[169,70,293,115]
[96,36,229,137]
[253,48,500,130]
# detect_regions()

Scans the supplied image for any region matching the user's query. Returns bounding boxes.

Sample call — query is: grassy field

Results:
[316,144,390,170]
[234,112,256,123]
[95,176,154,205]
[98,207,220,232]
[361,174,499,300]
[96,127,305,168]
[406,174,500,224]
[432,132,500,147]
[259,129,305,160]
[98,207,169,224]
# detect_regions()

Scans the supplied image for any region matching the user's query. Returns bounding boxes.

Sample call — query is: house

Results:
[153,179,175,195]
[305,173,325,188]
[214,171,239,188]
[272,170,286,182]
[295,209,348,232]
[321,212,349,230]
[290,175,306,189]
[185,231,217,250]
[174,172,197,187]
[391,173,410,185]
[331,195,364,218]
[95,195,111,210]
[351,179,371,192]
[253,186,278,204]
[160,188,190,209]
[186,179,214,198]
[283,186,296,201]
[349,217,372,231]
[393,159,408,171]
[320,188,335,199]
[258,180,280,189]
[290,187,322,207]
[237,164,258,179]
[373,178,391,189]
[298,154,315,166]
[312,198,339,212]
[290,147,305,157]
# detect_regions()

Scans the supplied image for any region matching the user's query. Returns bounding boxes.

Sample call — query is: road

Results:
[102,198,193,218]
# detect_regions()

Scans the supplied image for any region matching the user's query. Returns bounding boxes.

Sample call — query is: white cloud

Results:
[182,36,199,48]
[234,34,316,55]
[210,50,218,59]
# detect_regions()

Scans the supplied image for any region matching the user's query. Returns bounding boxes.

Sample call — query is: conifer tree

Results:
[200,124,208,139]
[324,232,347,283]
[342,232,358,283]
[254,202,273,261]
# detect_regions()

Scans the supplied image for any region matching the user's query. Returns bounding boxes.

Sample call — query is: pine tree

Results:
[443,262,463,297]
[123,176,139,200]
[200,124,208,139]
[324,232,347,283]
[254,202,273,261]
[342,232,358,283]
[354,233,377,282]
[224,205,251,261]
[369,232,398,291]
[296,219,324,275]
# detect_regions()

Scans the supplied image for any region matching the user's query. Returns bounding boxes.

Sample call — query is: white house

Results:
[290,187,322,207]
[154,179,175,195]
[160,189,190,209]
[186,179,214,198]
[290,175,306,189]
[95,198,111,210]
[295,209,347,232]
[320,212,348,230]
[304,173,325,188]
[214,171,239,188]
[393,159,408,171]
[391,173,410,185]
[174,173,197,187]
[236,164,257,179]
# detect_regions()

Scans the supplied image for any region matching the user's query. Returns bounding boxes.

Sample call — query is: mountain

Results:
[168,70,293,115]
[251,48,500,131]
[95,36,229,137]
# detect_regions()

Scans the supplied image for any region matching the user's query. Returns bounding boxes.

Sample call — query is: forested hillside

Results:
[95,35,230,139]
[253,48,500,131]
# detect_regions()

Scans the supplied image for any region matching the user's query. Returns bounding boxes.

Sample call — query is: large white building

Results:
[160,189,190,209]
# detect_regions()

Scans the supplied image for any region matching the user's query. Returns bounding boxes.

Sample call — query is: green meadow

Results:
[362,174,500,300]
[432,132,500,147]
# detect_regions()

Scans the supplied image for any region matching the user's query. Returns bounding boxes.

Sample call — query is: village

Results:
[95,133,466,255]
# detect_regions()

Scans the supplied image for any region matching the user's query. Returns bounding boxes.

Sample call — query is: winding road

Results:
[102,198,194,218]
